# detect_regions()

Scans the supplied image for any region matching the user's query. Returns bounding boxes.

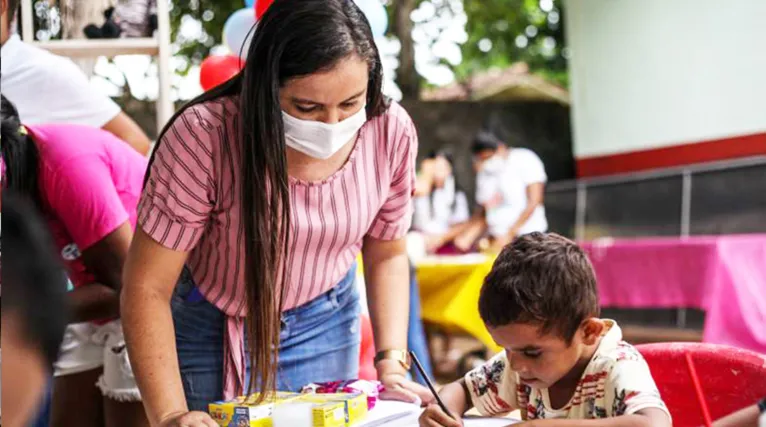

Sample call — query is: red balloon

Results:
[255,0,274,20]
[358,314,377,380]
[199,55,243,91]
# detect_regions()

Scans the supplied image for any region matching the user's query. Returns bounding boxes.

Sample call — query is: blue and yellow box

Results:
[208,392,302,427]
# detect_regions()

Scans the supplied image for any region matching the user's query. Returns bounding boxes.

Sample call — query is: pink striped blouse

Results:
[137,96,417,398]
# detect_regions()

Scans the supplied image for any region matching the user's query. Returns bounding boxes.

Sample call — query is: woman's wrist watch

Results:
[374,349,411,371]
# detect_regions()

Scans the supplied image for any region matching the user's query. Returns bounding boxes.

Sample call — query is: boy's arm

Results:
[441,379,472,416]
[419,380,472,427]
[516,408,670,427]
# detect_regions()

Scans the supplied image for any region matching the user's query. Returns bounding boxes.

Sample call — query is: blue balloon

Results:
[245,0,255,6]
[354,0,388,37]
[223,8,257,59]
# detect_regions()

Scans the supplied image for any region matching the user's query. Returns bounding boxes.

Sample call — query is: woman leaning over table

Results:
[120,1,432,426]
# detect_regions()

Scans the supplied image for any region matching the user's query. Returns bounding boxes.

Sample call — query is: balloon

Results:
[358,314,377,380]
[354,0,388,37]
[244,0,255,7]
[199,55,243,91]
[223,8,257,59]
[255,0,275,20]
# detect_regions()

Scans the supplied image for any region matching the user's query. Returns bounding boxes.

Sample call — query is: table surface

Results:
[360,401,518,426]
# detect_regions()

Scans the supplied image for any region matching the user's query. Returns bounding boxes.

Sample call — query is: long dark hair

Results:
[146,0,387,398]
[1,94,43,210]
[2,191,69,369]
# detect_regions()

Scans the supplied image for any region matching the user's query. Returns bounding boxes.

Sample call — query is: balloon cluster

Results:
[200,0,388,91]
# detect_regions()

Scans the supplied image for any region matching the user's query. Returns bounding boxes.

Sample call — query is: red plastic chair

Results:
[359,314,377,380]
[637,342,766,427]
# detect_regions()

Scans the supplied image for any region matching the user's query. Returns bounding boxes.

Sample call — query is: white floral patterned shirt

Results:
[465,320,671,421]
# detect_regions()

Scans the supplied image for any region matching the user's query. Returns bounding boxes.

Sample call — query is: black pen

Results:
[409,350,457,420]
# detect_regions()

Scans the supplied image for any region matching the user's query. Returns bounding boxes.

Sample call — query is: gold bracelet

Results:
[374,349,411,370]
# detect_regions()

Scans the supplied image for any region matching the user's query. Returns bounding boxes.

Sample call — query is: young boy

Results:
[419,233,671,427]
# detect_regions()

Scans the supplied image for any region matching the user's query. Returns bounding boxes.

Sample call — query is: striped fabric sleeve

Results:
[137,106,218,252]
[366,113,418,240]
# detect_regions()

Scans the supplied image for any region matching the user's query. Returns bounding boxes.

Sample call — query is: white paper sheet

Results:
[359,401,519,426]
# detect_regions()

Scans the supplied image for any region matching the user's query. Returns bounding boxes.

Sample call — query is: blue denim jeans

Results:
[171,264,361,411]
[408,263,433,384]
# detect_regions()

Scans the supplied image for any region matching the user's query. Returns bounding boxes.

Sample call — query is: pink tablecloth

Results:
[581,235,766,354]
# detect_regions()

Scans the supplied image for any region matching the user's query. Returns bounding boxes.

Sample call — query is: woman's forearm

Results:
[438,221,474,246]
[121,288,188,425]
[362,237,410,354]
[507,203,538,238]
[508,183,545,238]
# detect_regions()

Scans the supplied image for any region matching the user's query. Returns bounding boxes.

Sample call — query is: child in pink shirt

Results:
[1,94,149,426]
[25,122,145,290]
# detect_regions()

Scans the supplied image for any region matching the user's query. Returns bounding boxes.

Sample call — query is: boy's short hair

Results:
[478,232,600,342]
[471,131,503,155]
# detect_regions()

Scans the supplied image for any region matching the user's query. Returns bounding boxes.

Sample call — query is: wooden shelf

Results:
[31,37,160,58]
[20,0,174,127]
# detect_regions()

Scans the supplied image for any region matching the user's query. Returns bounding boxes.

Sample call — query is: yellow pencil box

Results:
[294,393,368,426]
[208,392,302,427]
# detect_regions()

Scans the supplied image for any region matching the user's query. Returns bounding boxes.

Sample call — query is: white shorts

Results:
[54,320,142,402]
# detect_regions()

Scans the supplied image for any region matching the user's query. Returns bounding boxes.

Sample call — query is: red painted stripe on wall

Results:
[576,132,766,178]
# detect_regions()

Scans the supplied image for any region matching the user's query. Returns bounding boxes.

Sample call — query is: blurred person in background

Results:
[1,94,149,427]
[470,131,548,252]
[413,150,471,254]
[408,149,473,385]
[0,192,69,427]
[0,0,151,155]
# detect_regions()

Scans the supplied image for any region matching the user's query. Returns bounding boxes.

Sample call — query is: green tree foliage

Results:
[170,0,566,86]
[169,0,244,75]
[456,0,566,86]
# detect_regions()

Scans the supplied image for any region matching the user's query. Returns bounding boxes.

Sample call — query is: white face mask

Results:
[282,106,367,159]
[481,154,505,174]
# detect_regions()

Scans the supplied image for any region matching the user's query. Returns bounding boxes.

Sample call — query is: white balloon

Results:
[354,0,388,37]
[223,8,257,59]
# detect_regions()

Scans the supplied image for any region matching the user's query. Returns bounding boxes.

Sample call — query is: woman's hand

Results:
[489,230,517,253]
[377,359,435,405]
[425,234,446,254]
[158,411,218,427]
[420,158,437,178]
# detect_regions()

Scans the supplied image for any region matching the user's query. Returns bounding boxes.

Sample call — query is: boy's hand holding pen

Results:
[414,352,471,427]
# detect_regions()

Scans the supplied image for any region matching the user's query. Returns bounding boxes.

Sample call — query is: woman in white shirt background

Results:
[0,0,151,156]
[471,131,549,252]
[412,150,471,255]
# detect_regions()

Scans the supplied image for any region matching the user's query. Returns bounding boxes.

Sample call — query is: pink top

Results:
[138,96,417,398]
[27,124,147,289]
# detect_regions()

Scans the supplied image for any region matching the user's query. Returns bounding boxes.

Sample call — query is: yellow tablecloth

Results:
[415,255,502,352]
